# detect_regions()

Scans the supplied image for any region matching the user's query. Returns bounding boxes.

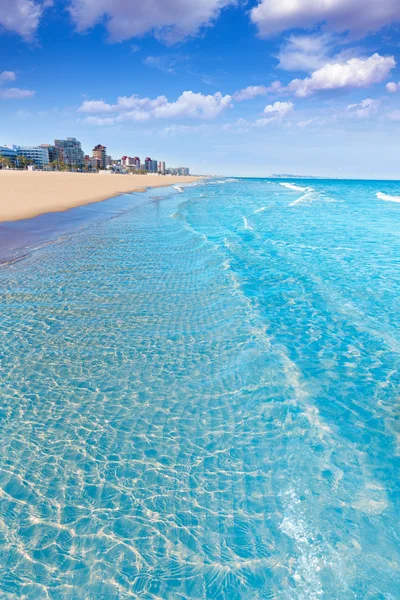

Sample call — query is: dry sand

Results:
[0,170,201,222]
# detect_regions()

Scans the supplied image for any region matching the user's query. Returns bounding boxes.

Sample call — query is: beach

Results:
[0,170,200,222]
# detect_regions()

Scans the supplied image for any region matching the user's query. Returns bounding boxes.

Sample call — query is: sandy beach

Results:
[0,170,201,222]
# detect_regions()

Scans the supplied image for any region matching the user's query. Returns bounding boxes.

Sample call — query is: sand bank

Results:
[0,171,201,222]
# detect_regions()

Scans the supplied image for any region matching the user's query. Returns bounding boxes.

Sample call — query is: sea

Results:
[0,178,399,599]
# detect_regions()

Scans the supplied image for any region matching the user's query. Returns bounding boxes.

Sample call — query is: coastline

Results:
[0,171,201,223]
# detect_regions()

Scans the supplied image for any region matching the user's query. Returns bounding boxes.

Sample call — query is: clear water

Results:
[0,178,400,599]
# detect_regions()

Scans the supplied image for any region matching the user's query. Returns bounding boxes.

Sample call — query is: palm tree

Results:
[0,157,12,169]
[17,155,30,169]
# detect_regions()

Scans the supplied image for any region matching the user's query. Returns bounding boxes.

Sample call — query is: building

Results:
[144,157,152,172]
[133,157,141,169]
[54,138,84,168]
[151,159,158,173]
[14,145,50,168]
[40,144,62,164]
[158,161,166,175]
[106,155,112,167]
[92,144,107,170]
[0,145,18,165]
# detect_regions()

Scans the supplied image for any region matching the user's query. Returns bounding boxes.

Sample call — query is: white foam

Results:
[280,182,311,192]
[254,206,268,213]
[173,185,184,193]
[242,216,253,231]
[376,192,400,203]
[289,192,313,207]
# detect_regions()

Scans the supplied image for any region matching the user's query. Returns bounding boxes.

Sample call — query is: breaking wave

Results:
[376,192,400,203]
[280,182,312,192]
[289,192,313,207]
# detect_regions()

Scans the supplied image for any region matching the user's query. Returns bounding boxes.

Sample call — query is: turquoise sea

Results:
[0,178,400,599]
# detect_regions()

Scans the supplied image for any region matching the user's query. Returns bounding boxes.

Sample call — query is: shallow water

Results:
[0,178,400,599]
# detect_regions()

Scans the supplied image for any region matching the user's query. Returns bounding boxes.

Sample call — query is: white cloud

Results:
[264,100,294,118]
[0,0,49,39]
[277,34,333,72]
[162,124,206,136]
[287,53,395,97]
[251,0,400,38]
[69,0,235,43]
[78,99,116,113]
[0,71,16,83]
[144,54,189,73]
[153,91,232,119]
[0,70,35,99]
[222,118,251,132]
[0,87,35,99]
[386,81,400,93]
[387,110,400,121]
[79,90,232,124]
[255,100,294,126]
[233,86,268,101]
[347,98,380,118]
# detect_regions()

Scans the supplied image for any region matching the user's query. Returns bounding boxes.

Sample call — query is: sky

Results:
[1,0,400,178]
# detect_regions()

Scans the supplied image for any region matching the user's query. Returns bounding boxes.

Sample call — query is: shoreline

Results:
[0,171,201,223]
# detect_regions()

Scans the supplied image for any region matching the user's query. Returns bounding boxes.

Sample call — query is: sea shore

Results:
[0,170,201,222]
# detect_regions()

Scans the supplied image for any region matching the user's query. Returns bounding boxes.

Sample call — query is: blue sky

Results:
[1,0,400,178]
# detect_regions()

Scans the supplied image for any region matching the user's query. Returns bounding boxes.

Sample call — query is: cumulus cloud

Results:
[79,90,232,124]
[255,100,294,126]
[347,98,380,118]
[233,86,268,101]
[286,53,395,97]
[69,0,235,44]
[251,0,400,38]
[0,0,50,39]
[386,81,400,93]
[0,70,35,99]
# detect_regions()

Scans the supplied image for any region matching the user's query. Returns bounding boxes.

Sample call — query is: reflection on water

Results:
[0,178,399,598]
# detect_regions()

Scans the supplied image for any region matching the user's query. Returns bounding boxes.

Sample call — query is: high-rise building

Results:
[158,161,166,175]
[92,144,107,170]
[40,144,62,164]
[144,157,152,172]
[133,157,141,169]
[54,138,84,167]
[151,159,158,173]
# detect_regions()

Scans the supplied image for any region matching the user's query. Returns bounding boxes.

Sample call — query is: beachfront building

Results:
[133,157,141,169]
[0,145,18,166]
[14,145,50,168]
[40,144,63,164]
[54,138,84,168]
[158,161,166,175]
[144,158,158,173]
[92,144,107,170]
